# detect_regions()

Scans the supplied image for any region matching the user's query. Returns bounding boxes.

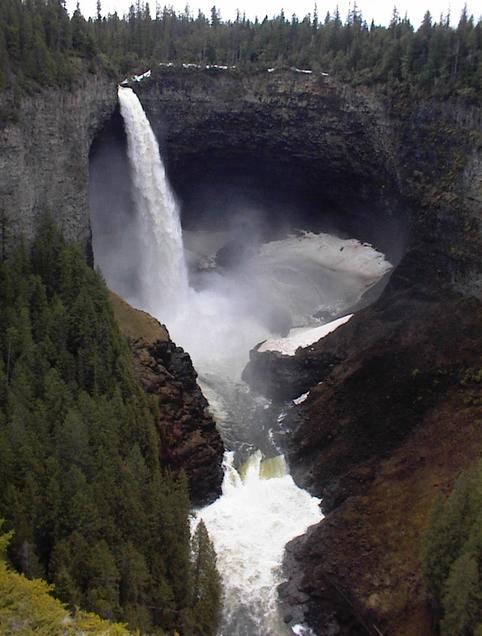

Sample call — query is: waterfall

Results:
[117,86,189,319]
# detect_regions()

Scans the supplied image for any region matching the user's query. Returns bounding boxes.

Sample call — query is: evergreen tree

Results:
[0,218,220,633]
[423,459,482,635]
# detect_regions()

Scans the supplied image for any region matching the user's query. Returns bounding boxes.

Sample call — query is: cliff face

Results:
[0,75,117,255]
[136,66,481,275]
[109,292,224,505]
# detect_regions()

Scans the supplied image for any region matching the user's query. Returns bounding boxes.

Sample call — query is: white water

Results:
[198,452,322,635]
[118,86,189,320]
[115,87,393,635]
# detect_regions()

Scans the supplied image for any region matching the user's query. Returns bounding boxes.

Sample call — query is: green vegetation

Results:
[0,217,220,635]
[188,521,222,636]
[0,0,481,97]
[422,459,482,635]
[0,0,95,90]
[0,520,136,635]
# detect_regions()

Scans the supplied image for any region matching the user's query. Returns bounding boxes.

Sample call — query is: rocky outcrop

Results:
[242,346,340,402]
[278,301,482,634]
[0,74,117,255]
[110,292,224,505]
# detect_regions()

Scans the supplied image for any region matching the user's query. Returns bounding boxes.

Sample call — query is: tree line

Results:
[0,0,481,97]
[0,217,221,634]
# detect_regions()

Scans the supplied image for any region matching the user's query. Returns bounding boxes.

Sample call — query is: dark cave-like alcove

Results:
[89,84,410,299]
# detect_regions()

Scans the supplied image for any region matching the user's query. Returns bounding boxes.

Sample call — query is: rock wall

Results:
[139,67,482,274]
[110,292,224,505]
[0,74,117,255]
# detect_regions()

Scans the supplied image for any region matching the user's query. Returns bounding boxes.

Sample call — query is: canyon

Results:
[0,66,480,634]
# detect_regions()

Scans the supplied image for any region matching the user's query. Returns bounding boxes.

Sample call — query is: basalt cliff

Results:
[0,67,481,634]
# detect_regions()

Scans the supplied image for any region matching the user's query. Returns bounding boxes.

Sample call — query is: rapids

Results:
[197,452,322,635]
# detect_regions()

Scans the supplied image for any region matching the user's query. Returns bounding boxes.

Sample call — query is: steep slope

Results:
[110,292,224,505]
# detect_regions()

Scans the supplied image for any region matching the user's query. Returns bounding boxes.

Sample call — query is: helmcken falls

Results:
[118,86,189,320]
[98,85,393,635]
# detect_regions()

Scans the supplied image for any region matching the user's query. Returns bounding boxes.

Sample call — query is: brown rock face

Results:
[277,288,482,635]
[110,292,224,505]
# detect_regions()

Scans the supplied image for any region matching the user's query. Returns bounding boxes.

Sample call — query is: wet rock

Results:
[242,346,340,402]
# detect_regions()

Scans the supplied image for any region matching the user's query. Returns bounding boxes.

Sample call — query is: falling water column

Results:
[117,85,189,320]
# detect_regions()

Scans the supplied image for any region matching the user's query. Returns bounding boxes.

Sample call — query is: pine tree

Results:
[190,520,221,636]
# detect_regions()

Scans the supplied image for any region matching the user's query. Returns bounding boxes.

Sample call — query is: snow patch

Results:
[132,69,151,81]
[292,624,317,636]
[293,391,309,405]
[259,314,353,356]
[205,64,235,70]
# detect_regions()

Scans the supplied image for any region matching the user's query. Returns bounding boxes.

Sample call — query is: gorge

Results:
[0,63,481,635]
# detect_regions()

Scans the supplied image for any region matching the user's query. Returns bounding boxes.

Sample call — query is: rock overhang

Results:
[109,67,410,262]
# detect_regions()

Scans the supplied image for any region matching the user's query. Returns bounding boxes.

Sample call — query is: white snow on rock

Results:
[258,314,353,356]
[132,69,151,81]
[293,391,310,405]
[292,624,317,636]
[205,64,235,70]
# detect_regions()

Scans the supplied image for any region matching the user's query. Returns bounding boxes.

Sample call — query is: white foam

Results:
[198,452,322,635]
